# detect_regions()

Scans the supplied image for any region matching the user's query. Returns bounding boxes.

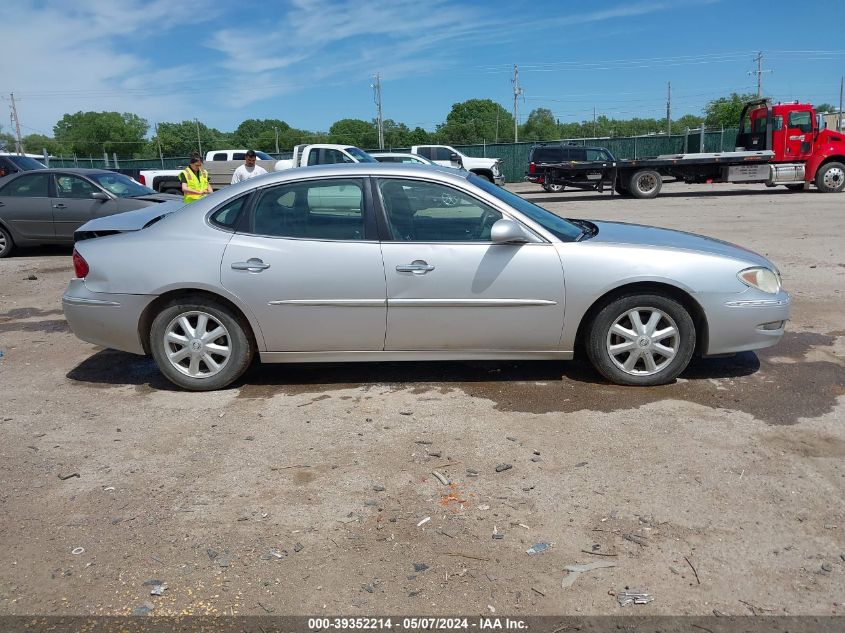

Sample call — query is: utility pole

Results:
[154,122,164,168]
[372,74,384,150]
[274,126,280,153]
[748,51,773,98]
[666,81,672,136]
[195,118,203,156]
[512,65,523,143]
[839,76,843,132]
[592,107,597,138]
[9,93,24,155]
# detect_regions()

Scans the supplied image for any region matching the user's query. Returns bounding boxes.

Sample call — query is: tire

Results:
[0,224,14,258]
[784,183,805,191]
[586,293,696,386]
[473,172,494,183]
[542,183,565,193]
[627,169,663,199]
[614,180,633,197]
[149,297,254,391]
[814,161,845,193]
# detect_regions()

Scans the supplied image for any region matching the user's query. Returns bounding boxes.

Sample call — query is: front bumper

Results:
[703,290,791,356]
[62,278,155,355]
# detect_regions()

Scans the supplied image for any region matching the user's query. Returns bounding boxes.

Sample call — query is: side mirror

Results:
[90,191,110,201]
[449,152,463,168]
[491,219,530,244]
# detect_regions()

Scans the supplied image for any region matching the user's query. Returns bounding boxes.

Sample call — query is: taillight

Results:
[138,174,146,185]
[529,162,536,173]
[72,249,89,278]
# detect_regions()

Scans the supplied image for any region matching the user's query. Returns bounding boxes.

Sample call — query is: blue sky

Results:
[2,0,844,138]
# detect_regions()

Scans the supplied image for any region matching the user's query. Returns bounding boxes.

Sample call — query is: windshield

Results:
[345,147,378,163]
[89,172,156,198]
[8,156,46,170]
[255,151,274,160]
[470,175,584,242]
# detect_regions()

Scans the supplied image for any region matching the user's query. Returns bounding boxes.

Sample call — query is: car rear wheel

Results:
[815,162,845,193]
[586,293,695,386]
[0,225,14,258]
[150,298,253,391]
[542,183,565,193]
[627,169,662,199]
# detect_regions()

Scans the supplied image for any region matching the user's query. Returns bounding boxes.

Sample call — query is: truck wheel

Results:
[542,183,565,193]
[472,171,494,183]
[815,162,845,193]
[628,170,662,199]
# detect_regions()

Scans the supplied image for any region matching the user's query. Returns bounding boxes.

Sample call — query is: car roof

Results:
[226,162,471,190]
[4,167,118,176]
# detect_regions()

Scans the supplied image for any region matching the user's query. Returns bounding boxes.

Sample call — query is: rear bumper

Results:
[62,279,155,355]
[703,291,791,356]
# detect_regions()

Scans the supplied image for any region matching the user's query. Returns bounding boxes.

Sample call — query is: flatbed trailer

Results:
[535,149,806,198]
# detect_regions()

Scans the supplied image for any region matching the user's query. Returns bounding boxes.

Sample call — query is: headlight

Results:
[738,267,780,293]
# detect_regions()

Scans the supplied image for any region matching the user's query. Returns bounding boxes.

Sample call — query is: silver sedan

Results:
[63,163,790,391]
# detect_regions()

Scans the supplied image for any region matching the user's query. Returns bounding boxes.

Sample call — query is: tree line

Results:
[3,93,829,159]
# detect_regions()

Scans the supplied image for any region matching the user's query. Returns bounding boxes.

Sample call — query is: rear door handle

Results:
[231,258,270,272]
[396,260,435,274]
[53,203,67,209]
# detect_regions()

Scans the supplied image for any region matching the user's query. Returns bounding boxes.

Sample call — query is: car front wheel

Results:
[0,225,14,258]
[586,293,695,386]
[150,298,254,391]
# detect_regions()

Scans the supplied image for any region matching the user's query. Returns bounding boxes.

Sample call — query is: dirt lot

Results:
[0,181,843,618]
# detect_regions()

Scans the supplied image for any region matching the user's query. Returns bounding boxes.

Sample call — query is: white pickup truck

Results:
[136,145,375,194]
[411,145,505,185]
[275,144,376,170]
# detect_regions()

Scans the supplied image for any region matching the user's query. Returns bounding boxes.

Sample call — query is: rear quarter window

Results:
[532,148,567,163]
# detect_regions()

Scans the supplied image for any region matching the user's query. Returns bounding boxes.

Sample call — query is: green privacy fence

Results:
[45,128,739,183]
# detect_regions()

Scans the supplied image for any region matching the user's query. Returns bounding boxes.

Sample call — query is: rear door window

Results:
[1,172,50,197]
[249,178,366,240]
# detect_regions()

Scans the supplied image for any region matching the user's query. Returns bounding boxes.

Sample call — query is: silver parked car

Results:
[0,168,180,258]
[63,163,790,391]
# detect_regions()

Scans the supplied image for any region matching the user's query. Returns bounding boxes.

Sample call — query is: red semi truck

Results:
[534,99,845,198]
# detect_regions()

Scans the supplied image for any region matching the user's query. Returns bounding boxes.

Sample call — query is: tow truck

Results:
[531,99,845,198]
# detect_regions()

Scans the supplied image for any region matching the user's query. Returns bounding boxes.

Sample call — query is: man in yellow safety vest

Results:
[180,152,213,203]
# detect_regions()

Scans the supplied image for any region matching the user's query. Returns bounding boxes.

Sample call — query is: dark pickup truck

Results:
[524,144,616,193]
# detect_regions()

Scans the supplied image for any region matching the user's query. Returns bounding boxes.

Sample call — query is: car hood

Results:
[130,192,182,202]
[586,220,773,268]
[74,200,184,241]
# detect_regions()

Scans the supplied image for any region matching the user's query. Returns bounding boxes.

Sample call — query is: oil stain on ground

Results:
[67,332,844,426]
[233,331,845,426]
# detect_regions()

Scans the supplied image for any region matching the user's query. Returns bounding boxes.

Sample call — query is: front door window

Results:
[377,178,502,242]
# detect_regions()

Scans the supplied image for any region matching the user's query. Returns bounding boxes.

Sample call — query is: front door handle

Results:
[53,203,67,209]
[396,260,435,274]
[231,258,271,272]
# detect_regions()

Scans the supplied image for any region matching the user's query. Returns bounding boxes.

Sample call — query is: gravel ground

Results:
[0,181,843,617]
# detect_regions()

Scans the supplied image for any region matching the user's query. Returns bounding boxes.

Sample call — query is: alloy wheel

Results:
[162,310,232,379]
[606,307,680,376]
